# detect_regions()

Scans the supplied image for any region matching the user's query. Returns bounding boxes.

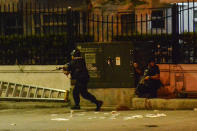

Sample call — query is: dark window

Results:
[151,10,165,28]
[43,15,51,23]
[35,27,41,34]
[194,10,197,18]
[43,26,50,34]
[194,22,197,32]
[194,11,197,32]
[34,14,41,25]
[121,13,135,34]
[3,13,23,35]
[43,14,66,24]
[0,13,3,35]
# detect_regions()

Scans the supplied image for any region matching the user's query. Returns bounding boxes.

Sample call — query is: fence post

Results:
[82,11,86,37]
[66,8,74,52]
[172,4,180,64]
[0,4,2,35]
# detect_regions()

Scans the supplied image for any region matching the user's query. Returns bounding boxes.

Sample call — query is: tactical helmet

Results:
[148,57,155,63]
[70,49,81,57]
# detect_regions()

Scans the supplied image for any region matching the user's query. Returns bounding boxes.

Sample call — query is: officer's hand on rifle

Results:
[56,67,63,70]
[63,70,70,76]
[144,76,151,80]
[54,64,70,76]
[56,65,68,71]
[58,66,70,76]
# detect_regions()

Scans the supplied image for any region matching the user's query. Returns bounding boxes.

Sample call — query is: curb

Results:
[132,98,197,110]
[0,101,117,111]
[1,98,197,110]
[0,101,69,110]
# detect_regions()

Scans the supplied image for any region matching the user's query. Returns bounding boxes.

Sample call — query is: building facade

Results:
[0,0,87,36]
[1,0,197,37]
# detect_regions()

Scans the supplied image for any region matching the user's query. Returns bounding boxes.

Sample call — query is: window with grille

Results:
[3,13,23,35]
[151,10,165,29]
[121,13,135,34]
[34,14,41,26]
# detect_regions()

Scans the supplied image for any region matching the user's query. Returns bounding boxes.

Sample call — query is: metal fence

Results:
[0,1,197,65]
[0,1,82,65]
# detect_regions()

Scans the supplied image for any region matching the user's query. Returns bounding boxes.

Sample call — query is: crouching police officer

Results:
[135,58,161,98]
[64,49,103,111]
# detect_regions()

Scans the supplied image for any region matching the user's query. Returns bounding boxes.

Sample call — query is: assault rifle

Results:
[55,67,67,71]
[52,65,70,76]
[51,67,66,71]
[139,69,149,85]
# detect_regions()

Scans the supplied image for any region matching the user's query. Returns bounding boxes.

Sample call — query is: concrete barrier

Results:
[78,88,136,109]
[0,65,70,90]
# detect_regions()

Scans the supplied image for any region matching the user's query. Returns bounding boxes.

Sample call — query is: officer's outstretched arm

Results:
[63,70,70,76]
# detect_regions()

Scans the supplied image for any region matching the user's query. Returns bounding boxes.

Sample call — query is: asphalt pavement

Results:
[0,108,197,131]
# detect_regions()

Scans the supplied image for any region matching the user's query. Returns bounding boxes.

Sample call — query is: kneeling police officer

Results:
[64,49,103,111]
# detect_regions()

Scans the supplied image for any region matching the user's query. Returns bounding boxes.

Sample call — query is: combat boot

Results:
[95,101,103,111]
[71,105,80,110]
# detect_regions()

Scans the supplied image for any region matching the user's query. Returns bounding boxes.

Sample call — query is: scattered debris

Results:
[124,113,166,120]
[111,111,120,118]
[132,115,143,118]
[157,113,167,117]
[94,112,99,114]
[51,118,69,121]
[111,111,117,114]
[88,117,97,120]
[112,112,120,116]
[104,113,109,115]
[109,116,116,120]
[10,123,16,126]
[145,114,159,118]
[99,117,106,119]
[76,113,85,116]
[145,113,167,118]
[70,110,74,117]
[123,117,134,120]
[51,114,58,117]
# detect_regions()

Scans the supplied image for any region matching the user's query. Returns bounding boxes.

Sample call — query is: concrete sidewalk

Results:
[1,98,197,110]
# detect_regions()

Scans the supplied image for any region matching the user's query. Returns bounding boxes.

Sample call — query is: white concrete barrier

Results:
[0,65,70,90]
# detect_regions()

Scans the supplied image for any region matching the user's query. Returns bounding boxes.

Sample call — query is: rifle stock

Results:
[139,69,149,85]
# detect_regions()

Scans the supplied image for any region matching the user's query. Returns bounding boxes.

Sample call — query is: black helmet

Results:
[148,57,155,63]
[70,49,81,57]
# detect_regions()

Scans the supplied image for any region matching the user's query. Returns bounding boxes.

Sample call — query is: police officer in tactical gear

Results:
[66,49,103,111]
[136,58,161,98]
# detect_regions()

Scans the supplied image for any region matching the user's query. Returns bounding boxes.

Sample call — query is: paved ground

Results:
[0,108,197,131]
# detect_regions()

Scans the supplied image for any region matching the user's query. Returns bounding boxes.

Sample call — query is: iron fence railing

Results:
[0,1,197,65]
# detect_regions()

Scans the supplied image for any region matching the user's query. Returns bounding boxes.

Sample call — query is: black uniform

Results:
[67,57,100,107]
[136,65,161,98]
[146,65,161,98]
[134,68,142,88]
